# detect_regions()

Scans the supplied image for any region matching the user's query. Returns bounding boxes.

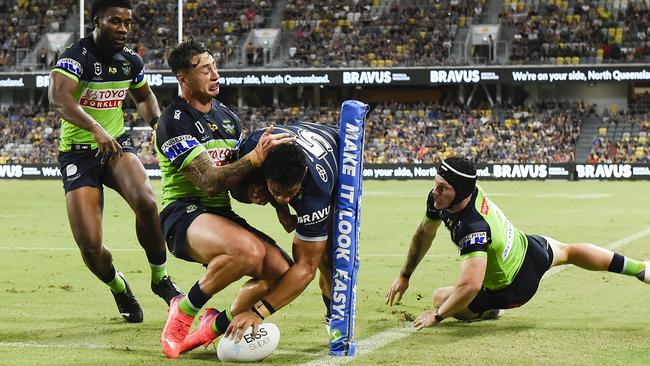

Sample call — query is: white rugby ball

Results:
[217,323,280,362]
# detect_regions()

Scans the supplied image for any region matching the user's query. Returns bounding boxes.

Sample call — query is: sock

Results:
[147,251,167,284]
[608,253,646,277]
[213,307,234,336]
[106,270,126,294]
[179,281,211,317]
[322,294,332,319]
[150,262,168,284]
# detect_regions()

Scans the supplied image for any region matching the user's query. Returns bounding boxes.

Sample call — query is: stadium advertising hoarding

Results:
[18,65,650,89]
[2,163,649,180]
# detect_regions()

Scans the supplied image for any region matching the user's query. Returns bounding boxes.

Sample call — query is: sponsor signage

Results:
[14,65,650,89]
[3,164,648,180]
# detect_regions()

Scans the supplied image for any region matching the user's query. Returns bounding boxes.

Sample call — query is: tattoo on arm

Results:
[183,152,256,196]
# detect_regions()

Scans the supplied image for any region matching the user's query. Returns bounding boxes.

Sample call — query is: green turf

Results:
[1,180,649,365]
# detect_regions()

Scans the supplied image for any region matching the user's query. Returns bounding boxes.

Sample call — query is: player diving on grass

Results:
[386,156,650,329]
[155,40,294,358]
[174,122,341,350]
[48,0,181,323]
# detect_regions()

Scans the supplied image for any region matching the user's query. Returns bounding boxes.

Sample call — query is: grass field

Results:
[1,179,650,365]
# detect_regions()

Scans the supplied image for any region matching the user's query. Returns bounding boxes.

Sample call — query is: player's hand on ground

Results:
[225,310,263,342]
[413,310,440,330]
[276,206,297,233]
[249,126,294,166]
[385,275,409,306]
[90,123,123,162]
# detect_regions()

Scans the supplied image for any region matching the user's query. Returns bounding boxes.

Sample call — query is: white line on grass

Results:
[301,226,650,366]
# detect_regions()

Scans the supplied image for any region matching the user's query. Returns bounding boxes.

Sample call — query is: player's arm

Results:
[48,70,122,159]
[183,127,294,195]
[385,217,441,306]
[129,83,160,128]
[226,237,326,340]
[413,255,486,330]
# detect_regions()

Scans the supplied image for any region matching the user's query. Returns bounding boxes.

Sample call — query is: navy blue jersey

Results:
[239,122,339,241]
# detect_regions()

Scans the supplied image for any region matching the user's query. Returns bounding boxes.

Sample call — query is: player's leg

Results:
[229,241,293,314]
[318,233,333,322]
[104,151,180,304]
[162,213,268,358]
[65,187,143,323]
[545,236,647,282]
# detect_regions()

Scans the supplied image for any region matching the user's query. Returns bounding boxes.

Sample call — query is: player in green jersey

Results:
[386,156,649,329]
[155,40,294,358]
[48,0,180,324]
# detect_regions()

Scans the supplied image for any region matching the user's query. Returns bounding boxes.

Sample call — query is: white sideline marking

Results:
[0,341,315,356]
[301,226,650,366]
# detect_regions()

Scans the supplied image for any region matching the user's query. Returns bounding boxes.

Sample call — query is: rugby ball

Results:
[217,323,280,362]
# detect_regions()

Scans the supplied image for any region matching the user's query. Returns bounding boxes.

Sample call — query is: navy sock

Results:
[187,281,211,310]
[322,294,332,319]
[146,251,167,266]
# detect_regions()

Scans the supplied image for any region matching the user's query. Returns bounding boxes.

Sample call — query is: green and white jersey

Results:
[52,35,146,152]
[155,97,242,209]
[425,185,529,290]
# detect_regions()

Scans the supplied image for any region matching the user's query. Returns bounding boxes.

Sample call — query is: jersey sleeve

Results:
[129,51,146,89]
[156,108,206,171]
[457,222,491,259]
[425,189,441,220]
[52,44,84,82]
[294,187,331,242]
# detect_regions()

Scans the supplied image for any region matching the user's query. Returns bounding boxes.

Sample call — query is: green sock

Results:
[212,307,234,335]
[107,272,126,294]
[150,262,168,284]
[622,258,645,277]
[179,297,199,317]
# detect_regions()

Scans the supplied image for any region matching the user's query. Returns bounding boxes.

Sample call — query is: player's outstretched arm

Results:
[129,83,160,128]
[49,71,123,160]
[386,218,441,306]
[182,129,294,196]
[413,256,486,329]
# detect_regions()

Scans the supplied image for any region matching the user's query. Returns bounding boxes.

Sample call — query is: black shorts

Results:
[160,198,287,264]
[57,134,136,193]
[467,234,554,314]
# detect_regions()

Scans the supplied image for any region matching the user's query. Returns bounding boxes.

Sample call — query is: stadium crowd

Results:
[125,0,273,69]
[1,0,74,70]
[588,107,650,163]
[504,0,650,64]
[284,0,484,67]
[4,100,649,165]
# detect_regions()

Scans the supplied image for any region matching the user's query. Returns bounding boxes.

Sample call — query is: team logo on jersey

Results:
[121,62,131,77]
[108,67,117,75]
[174,110,181,120]
[206,148,232,166]
[315,164,328,182]
[458,232,488,249]
[222,119,236,135]
[94,62,102,76]
[186,204,197,213]
[480,197,489,215]
[160,134,200,161]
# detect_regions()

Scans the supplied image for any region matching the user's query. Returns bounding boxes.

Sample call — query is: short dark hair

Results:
[168,40,210,75]
[262,143,307,187]
[91,0,132,23]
